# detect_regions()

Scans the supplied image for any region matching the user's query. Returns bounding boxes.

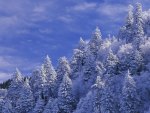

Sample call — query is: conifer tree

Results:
[133,3,144,49]
[43,98,59,113]
[7,68,23,107]
[32,95,45,113]
[30,69,46,101]
[78,37,86,51]
[42,55,57,98]
[15,79,34,113]
[56,57,71,90]
[126,5,134,43]
[1,99,13,113]
[88,27,102,59]
[70,49,85,79]
[121,70,141,113]
[58,74,76,113]
[105,49,119,75]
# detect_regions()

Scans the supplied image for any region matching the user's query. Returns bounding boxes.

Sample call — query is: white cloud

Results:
[58,15,73,23]
[97,3,128,17]
[0,72,11,83]
[71,2,97,11]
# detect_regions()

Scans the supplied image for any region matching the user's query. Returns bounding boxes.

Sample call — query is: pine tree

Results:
[43,55,57,98]
[78,37,86,51]
[126,5,134,43]
[6,68,23,107]
[105,49,119,76]
[58,74,76,113]
[43,98,59,113]
[1,99,13,113]
[73,92,94,113]
[32,96,45,113]
[56,57,71,90]
[133,3,144,49]
[88,27,102,59]
[118,26,126,41]
[92,76,104,113]
[101,79,116,113]
[129,50,144,75]
[30,69,46,101]
[15,79,34,113]
[70,49,85,79]
[121,70,141,113]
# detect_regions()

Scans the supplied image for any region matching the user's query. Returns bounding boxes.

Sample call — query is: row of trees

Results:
[0,2,150,113]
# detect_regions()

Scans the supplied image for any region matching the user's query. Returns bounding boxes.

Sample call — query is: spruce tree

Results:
[88,27,102,59]
[58,74,76,113]
[121,70,141,113]
[133,3,144,49]
[30,69,46,101]
[15,79,34,113]
[1,99,13,113]
[56,57,71,90]
[6,68,23,107]
[43,55,57,98]
[32,95,45,113]
[78,37,86,51]
[126,5,134,43]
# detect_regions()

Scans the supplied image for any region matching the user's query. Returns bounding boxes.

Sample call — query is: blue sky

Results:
[0,0,150,82]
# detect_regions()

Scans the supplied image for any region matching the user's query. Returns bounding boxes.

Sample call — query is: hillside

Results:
[0,3,150,113]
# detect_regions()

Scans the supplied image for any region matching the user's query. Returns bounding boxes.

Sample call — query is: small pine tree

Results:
[121,70,141,113]
[56,57,71,90]
[58,74,76,113]
[32,95,45,113]
[133,3,144,49]
[15,79,34,113]
[125,5,134,43]
[43,55,57,98]
[105,49,119,75]
[6,68,23,107]
[88,27,102,59]
[43,98,59,113]
[70,49,85,79]
[78,37,86,51]
[1,99,13,113]
[30,69,46,101]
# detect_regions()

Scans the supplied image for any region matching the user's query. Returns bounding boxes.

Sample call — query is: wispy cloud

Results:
[0,72,11,83]
[97,3,128,17]
[71,2,97,11]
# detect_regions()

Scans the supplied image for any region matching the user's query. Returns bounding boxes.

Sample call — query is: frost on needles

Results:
[1,2,150,113]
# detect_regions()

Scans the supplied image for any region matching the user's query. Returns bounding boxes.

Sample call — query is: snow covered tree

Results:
[101,79,117,113]
[6,68,23,107]
[82,55,97,94]
[15,79,34,113]
[78,37,86,51]
[121,70,141,113]
[92,76,104,113]
[43,98,59,113]
[74,76,104,113]
[58,74,76,113]
[70,49,85,79]
[56,57,71,90]
[32,95,45,113]
[105,49,119,76]
[1,99,13,113]
[125,5,134,43]
[30,69,46,101]
[74,92,94,113]
[133,3,144,49]
[129,50,144,75]
[88,27,102,59]
[42,55,57,98]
